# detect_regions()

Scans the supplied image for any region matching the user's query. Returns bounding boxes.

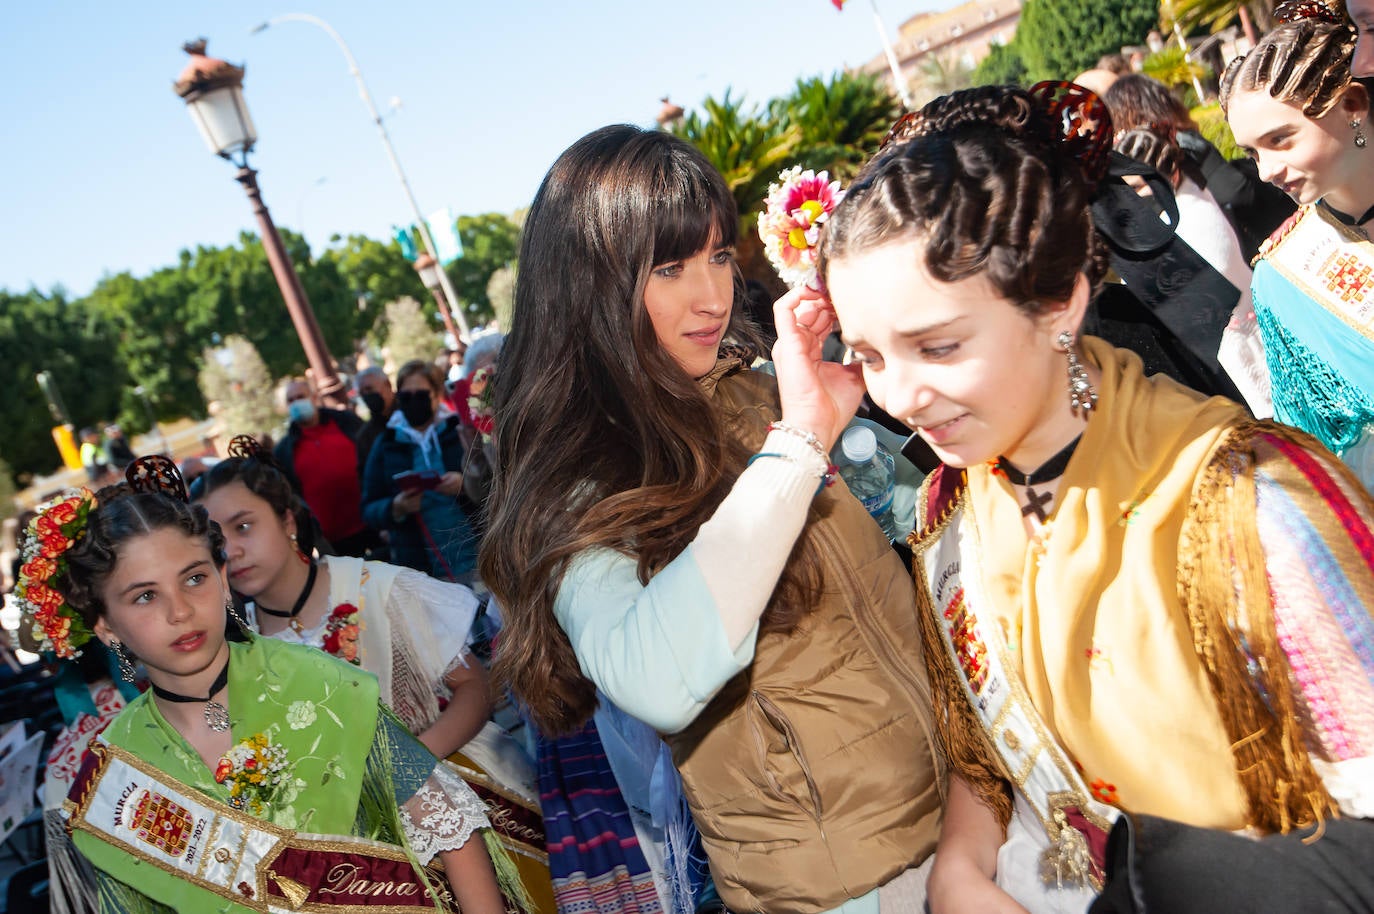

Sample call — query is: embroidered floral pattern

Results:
[1089,778,1120,805]
[285,700,317,730]
[214,733,292,815]
[14,489,98,658]
[399,762,490,865]
[1084,645,1115,674]
[321,603,361,664]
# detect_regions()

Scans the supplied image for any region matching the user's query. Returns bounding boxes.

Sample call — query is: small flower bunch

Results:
[14,490,98,659]
[758,166,845,289]
[467,366,495,443]
[214,733,291,815]
[321,603,361,664]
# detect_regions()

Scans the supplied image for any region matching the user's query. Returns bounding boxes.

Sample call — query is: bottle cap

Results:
[841,426,877,464]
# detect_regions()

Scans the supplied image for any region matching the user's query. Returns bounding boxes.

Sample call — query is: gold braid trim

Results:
[910,479,1014,829]
[1178,421,1338,835]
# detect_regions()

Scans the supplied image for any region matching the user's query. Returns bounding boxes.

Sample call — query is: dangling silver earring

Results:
[1058,331,1098,414]
[225,599,251,634]
[110,639,136,683]
[1352,117,1368,149]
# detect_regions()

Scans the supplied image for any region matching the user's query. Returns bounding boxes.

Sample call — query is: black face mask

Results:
[397,391,435,428]
[361,392,388,423]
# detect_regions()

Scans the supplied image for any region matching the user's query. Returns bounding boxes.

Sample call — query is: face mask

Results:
[397,391,434,428]
[287,399,317,425]
[361,392,387,422]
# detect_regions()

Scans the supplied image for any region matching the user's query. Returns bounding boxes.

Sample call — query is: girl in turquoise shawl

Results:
[1222,1,1374,490]
[18,458,509,914]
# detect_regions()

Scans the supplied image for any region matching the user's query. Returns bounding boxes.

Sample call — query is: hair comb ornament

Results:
[1028,81,1114,184]
[880,111,923,150]
[1274,0,1342,24]
[126,455,189,503]
[227,434,268,461]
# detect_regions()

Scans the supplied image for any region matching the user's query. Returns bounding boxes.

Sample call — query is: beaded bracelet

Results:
[747,452,838,496]
[766,421,828,460]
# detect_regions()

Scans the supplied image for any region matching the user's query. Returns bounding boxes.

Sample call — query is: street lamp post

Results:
[252,14,471,340]
[413,253,459,344]
[173,38,349,409]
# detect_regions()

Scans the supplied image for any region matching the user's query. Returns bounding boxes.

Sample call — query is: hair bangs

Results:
[649,154,737,266]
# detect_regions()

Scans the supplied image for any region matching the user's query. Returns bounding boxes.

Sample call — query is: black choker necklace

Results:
[1322,199,1374,229]
[996,435,1082,523]
[152,656,231,731]
[256,561,317,634]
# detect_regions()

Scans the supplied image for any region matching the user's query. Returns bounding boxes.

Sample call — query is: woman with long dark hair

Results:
[480,125,943,913]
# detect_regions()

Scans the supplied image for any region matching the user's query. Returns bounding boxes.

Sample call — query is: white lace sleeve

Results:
[400,758,492,865]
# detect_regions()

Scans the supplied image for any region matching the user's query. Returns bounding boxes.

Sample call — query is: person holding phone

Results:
[361,360,479,584]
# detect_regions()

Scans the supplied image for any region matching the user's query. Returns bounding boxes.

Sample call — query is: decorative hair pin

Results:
[1274,0,1342,25]
[227,434,268,461]
[127,455,189,503]
[758,166,846,289]
[15,490,99,659]
[877,83,1112,185]
[1027,81,1114,184]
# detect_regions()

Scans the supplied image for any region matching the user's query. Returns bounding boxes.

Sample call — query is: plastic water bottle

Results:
[837,426,900,540]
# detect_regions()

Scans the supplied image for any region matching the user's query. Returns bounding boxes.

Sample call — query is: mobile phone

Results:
[393,469,442,493]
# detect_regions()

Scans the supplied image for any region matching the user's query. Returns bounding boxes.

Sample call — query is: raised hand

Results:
[771,284,865,453]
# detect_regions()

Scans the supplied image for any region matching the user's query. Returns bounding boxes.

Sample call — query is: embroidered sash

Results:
[915,493,1119,890]
[64,737,456,913]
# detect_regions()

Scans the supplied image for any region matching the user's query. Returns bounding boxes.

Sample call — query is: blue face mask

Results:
[287,398,317,425]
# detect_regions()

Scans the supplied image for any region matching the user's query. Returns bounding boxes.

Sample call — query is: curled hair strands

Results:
[125,455,189,503]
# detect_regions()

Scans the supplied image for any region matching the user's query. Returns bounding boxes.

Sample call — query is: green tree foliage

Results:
[971,41,1030,87]
[1017,0,1159,82]
[378,297,443,368]
[1192,102,1245,159]
[448,213,522,326]
[84,229,358,426]
[320,234,428,334]
[487,265,517,331]
[0,290,125,481]
[910,53,977,107]
[674,72,899,289]
[768,73,901,183]
[199,336,279,441]
[1142,46,1212,89]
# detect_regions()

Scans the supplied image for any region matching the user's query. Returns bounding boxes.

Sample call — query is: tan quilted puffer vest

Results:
[668,365,944,914]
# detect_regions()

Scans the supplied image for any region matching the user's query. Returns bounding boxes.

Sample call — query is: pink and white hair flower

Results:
[758,166,845,289]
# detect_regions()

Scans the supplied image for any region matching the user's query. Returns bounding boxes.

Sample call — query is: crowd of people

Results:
[11,2,1374,913]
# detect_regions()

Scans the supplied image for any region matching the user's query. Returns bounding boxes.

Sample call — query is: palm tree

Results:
[769,72,903,182]
[1164,0,1268,45]
[910,53,975,108]
[671,91,800,289]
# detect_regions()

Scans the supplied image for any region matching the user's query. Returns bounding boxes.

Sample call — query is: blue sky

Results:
[1,0,937,297]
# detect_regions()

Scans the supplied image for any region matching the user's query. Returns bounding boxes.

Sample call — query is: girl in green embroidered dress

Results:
[33,467,510,914]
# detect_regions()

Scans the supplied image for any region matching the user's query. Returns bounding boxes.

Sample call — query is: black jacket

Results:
[360,415,470,572]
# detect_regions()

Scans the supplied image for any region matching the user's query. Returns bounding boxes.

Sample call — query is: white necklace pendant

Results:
[205,701,230,732]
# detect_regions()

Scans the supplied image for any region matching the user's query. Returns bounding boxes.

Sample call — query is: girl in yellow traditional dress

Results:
[814,83,1374,914]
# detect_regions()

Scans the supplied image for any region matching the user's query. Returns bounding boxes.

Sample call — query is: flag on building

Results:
[427,208,464,264]
[393,226,418,261]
